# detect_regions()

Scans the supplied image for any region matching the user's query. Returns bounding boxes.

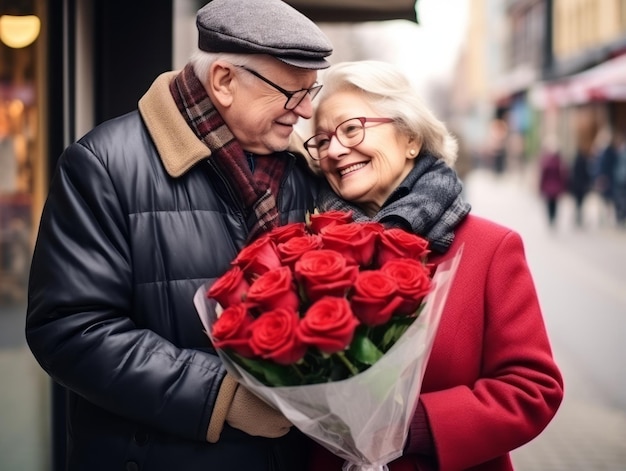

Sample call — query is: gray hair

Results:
[315,60,458,166]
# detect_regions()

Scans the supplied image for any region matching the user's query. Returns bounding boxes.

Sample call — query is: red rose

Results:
[299,297,359,354]
[294,249,359,302]
[211,303,255,357]
[206,266,250,309]
[268,222,306,244]
[376,228,430,267]
[320,222,383,266]
[308,210,354,233]
[246,266,300,313]
[350,270,404,326]
[276,234,322,266]
[232,234,281,277]
[250,308,307,365]
[381,259,432,315]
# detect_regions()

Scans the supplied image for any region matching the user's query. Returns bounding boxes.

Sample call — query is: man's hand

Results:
[206,374,291,442]
[226,384,292,438]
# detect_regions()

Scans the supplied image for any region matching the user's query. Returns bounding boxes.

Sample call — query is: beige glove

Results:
[206,374,292,442]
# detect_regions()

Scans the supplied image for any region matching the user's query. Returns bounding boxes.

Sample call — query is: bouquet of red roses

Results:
[193,210,461,471]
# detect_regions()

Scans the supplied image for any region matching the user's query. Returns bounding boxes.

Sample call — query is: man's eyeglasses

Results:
[304,117,394,161]
[237,66,322,110]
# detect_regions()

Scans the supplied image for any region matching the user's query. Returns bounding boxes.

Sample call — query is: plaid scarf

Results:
[316,153,471,253]
[170,64,287,241]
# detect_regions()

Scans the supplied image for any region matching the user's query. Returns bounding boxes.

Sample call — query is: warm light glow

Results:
[8,99,24,118]
[0,15,41,48]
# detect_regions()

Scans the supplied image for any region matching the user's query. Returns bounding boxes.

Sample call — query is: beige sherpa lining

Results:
[138,71,211,178]
[137,70,319,178]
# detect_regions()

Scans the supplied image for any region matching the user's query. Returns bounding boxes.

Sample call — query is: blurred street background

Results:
[2,0,626,470]
[466,167,626,471]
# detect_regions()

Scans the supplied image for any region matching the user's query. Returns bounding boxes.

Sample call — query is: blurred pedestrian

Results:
[538,141,568,228]
[486,118,508,174]
[593,130,624,224]
[613,136,626,226]
[569,146,593,227]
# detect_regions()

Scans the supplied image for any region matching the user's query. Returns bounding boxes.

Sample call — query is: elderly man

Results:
[25,1,332,470]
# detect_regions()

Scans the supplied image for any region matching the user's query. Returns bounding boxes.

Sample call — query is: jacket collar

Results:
[138,70,311,178]
[138,71,210,177]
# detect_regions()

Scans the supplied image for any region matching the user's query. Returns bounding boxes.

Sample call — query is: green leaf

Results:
[232,354,298,386]
[263,363,299,387]
[380,317,415,351]
[348,330,383,366]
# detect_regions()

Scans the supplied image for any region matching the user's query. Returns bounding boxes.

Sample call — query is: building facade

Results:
[454,0,626,174]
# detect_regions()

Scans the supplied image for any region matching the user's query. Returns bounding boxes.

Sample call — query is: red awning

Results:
[531,54,626,108]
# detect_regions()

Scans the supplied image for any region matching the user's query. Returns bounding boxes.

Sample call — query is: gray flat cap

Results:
[196,0,333,69]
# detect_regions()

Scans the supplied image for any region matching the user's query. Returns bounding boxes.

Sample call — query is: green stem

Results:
[336,351,359,376]
[364,325,372,338]
[291,363,305,380]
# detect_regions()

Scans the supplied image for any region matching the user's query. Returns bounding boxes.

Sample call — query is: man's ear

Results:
[206,61,235,107]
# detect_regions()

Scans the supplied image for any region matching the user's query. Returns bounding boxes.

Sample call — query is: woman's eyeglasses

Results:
[304,117,394,161]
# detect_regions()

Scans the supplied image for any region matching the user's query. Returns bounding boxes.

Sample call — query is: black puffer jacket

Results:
[26,72,317,470]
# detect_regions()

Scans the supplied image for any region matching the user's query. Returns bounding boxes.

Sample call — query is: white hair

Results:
[189,50,268,83]
[315,60,458,166]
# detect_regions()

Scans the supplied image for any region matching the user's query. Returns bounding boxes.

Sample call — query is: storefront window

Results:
[0,4,38,308]
[0,80,34,305]
[0,1,49,469]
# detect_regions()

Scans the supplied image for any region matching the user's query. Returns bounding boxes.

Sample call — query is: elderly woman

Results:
[304,61,563,471]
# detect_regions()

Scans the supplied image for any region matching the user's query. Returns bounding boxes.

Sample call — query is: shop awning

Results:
[530,53,626,108]
[285,0,418,23]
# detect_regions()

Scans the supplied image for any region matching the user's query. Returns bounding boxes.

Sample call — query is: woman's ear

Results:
[407,135,422,160]
[206,61,235,107]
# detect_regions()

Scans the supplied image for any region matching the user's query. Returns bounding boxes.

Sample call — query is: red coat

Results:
[309,214,564,471]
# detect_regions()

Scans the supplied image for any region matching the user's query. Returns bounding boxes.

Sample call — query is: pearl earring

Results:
[409,149,416,156]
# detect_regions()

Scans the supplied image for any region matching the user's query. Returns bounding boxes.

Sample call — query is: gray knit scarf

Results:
[316,153,471,253]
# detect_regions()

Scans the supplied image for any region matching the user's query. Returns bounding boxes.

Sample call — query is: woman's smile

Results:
[338,161,369,178]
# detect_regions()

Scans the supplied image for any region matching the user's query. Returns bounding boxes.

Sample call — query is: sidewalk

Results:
[512,357,626,471]
[0,304,49,471]
[464,168,626,471]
